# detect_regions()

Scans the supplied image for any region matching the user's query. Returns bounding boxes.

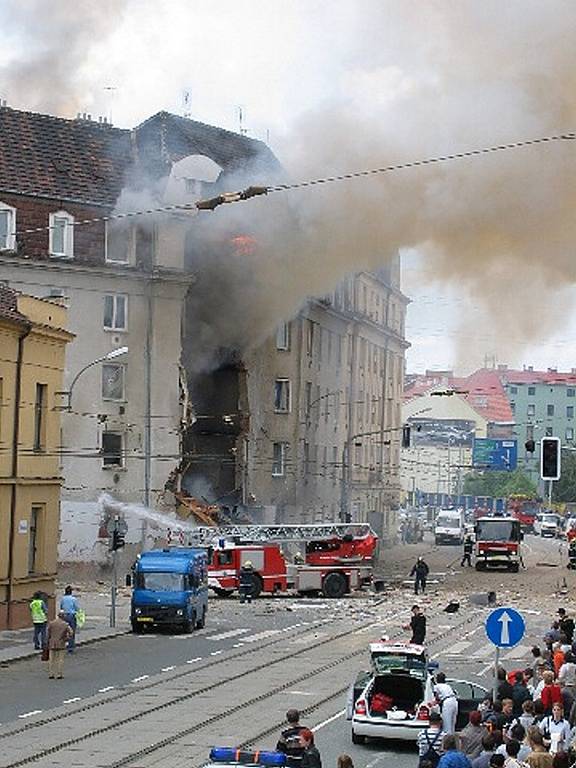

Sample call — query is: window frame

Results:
[274,378,291,413]
[527,404,536,418]
[33,383,47,452]
[101,363,126,402]
[272,442,288,477]
[528,386,536,396]
[275,322,290,351]
[28,504,43,575]
[0,202,16,251]
[101,431,124,469]
[547,404,555,417]
[103,293,128,332]
[49,210,74,259]
[568,388,575,398]
[566,427,574,442]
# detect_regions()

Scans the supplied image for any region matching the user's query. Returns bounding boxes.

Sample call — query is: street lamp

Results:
[59,346,129,410]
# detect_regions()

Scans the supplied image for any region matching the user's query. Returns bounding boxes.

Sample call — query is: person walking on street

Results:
[29,591,48,650]
[408,604,427,645]
[459,711,485,760]
[59,586,79,653]
[47,611,73,679]
[539,703,571,754]
[411,556,430,595]
[461,535,474,568]
[512,671,532,715]
[238,561,255,605]
[557,609,574,645]
[276,708,307,761]
[434,672,459,735]
[299,729,321,768]
[336,757,353,768]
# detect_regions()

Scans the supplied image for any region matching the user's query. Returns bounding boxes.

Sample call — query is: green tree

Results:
[552,449,576,502]
[462,469,538,498]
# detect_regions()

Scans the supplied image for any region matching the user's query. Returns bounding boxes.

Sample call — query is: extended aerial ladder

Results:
[168,522,376,548]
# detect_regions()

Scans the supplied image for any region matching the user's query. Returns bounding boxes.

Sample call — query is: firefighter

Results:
[239,560,255,604]
[410,556,430,595]
[461,534,474,567]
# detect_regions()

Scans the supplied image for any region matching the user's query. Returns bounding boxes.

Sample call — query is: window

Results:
[33,383,47,452]
[272,442,288,477]
[306,320,314,357]
[547,404,555,417]
[275,322,290,351]
[568,406,574,419]
[528,386,536,396]
[303,442,310,476]
[28,505,43,574]
[102,364,125,401]
[510,402,515,414]
[105,221,131,264]
[527,404,536,417]
[49,211,74,258]
[332,446,338,480]
[545,427,553,437]
[568,388,575,398]
[0,203,16,250]
[566,428,574,442]
[102,432,123,467]
[510,386,518,394]
[104,294,127,331]
[305,382,312,416]
[274,379,291,413]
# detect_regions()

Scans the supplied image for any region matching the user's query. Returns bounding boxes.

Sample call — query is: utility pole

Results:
[108,515,127,627]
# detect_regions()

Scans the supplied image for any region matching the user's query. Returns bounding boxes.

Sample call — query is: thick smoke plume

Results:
[185,1,576,371]
[1,0,127,115]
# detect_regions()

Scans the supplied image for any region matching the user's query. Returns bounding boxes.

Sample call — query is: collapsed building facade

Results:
[0,104,408,559]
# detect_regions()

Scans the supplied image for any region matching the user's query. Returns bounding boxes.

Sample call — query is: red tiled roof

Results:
[0,284,28,326]
[500,369,576,386]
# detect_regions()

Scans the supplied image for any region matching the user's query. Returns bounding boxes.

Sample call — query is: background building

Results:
[0,286,73,629]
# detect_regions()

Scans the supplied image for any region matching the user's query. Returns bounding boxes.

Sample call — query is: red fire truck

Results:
[474,516,523,572]
[507,494,541,533]
[169,523,378,599]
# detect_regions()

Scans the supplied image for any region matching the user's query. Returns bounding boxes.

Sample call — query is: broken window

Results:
[106,221,132,264]
[102,432,124,468]
[102,364,125,401]
[274,379,291,413]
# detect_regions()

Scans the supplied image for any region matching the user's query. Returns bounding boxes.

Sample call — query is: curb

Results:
[0,626,131,665]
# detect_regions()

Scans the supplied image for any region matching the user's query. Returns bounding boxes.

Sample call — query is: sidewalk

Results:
[0,584,132,664]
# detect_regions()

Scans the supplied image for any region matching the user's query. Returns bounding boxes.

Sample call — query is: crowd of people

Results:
[29,585,82,679]
[417,608,576,768]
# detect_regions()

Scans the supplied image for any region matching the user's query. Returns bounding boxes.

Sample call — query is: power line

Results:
[9,131,575,239]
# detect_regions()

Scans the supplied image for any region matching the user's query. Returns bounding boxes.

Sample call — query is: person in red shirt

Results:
[540,670,563,715]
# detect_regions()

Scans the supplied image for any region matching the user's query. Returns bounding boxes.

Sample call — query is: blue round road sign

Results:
[485,607,525,649]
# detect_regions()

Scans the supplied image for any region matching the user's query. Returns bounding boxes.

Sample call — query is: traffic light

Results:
[541,437,561,480]
[111,528,126,551]
[525,439,535,453]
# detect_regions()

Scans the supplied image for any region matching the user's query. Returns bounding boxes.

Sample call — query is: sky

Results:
[2,0,576,376]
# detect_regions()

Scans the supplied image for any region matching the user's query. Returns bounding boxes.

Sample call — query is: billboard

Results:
[409,418,475,448]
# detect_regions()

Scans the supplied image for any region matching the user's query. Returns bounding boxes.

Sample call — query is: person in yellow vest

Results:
[29,591,48,650]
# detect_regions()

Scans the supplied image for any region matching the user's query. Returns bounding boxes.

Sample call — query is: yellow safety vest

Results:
[30,598,47,623]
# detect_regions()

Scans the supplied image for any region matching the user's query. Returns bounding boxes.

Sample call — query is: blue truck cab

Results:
[130,547,208,633]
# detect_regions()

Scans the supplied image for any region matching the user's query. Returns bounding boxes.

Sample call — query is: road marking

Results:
[161,666,176,672]
[242,629,281,643]
[63,697,81,704]
[210,650,223,656]
[502,644,530,660]
[472,645,494,659]
[353,622,381,635]
[98,686,115,693]
[131,675,149,682]
[289,690,313,696]
[477,662,494,677]
[233,643,244,648]
[186,657,202,664]
[282,624,301,632]
[206,628,250,641]
[312,709,346,732]
[447,641,472,654]
[18,710,42,719]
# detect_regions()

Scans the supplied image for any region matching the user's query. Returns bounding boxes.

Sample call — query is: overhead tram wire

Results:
[9,131,576,240]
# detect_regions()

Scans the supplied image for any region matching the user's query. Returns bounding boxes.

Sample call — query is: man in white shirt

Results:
[434,672,458,734]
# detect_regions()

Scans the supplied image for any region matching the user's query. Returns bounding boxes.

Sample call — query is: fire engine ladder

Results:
[181,522,376,547]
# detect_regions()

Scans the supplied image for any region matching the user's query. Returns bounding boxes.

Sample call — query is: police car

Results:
[347,641,487,743]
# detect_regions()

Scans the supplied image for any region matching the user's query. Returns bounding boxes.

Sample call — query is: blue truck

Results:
[130,547,209,633]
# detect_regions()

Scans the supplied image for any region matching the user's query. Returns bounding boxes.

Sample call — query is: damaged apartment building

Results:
[0,103,408,559]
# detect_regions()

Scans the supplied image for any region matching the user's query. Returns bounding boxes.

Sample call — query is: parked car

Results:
[534,513,561,538]
[347,641,487,743]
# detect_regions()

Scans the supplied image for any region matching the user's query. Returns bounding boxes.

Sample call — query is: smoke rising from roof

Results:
[1,0,127,115]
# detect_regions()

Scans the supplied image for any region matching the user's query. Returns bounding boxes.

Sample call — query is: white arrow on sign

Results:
[498,611,512,645]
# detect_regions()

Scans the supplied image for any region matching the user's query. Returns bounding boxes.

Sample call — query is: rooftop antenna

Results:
[237,105,248,136]
[103,86,117,124]
[182,89,192,119]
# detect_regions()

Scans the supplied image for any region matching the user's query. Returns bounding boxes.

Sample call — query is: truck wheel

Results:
[213,588,234,598]
[322,572,348,599]
[351,730,366,745]
[196,608,206,629]
[182,614,194,634]
[248,574,263,599]
[131,621,144,634]
[510,563,520,573]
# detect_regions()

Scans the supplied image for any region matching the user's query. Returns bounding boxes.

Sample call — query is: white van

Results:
[434,509,464,545]
[534,513,561,538]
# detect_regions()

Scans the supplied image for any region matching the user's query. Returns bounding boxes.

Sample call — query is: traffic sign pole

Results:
[493,647,500,705]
